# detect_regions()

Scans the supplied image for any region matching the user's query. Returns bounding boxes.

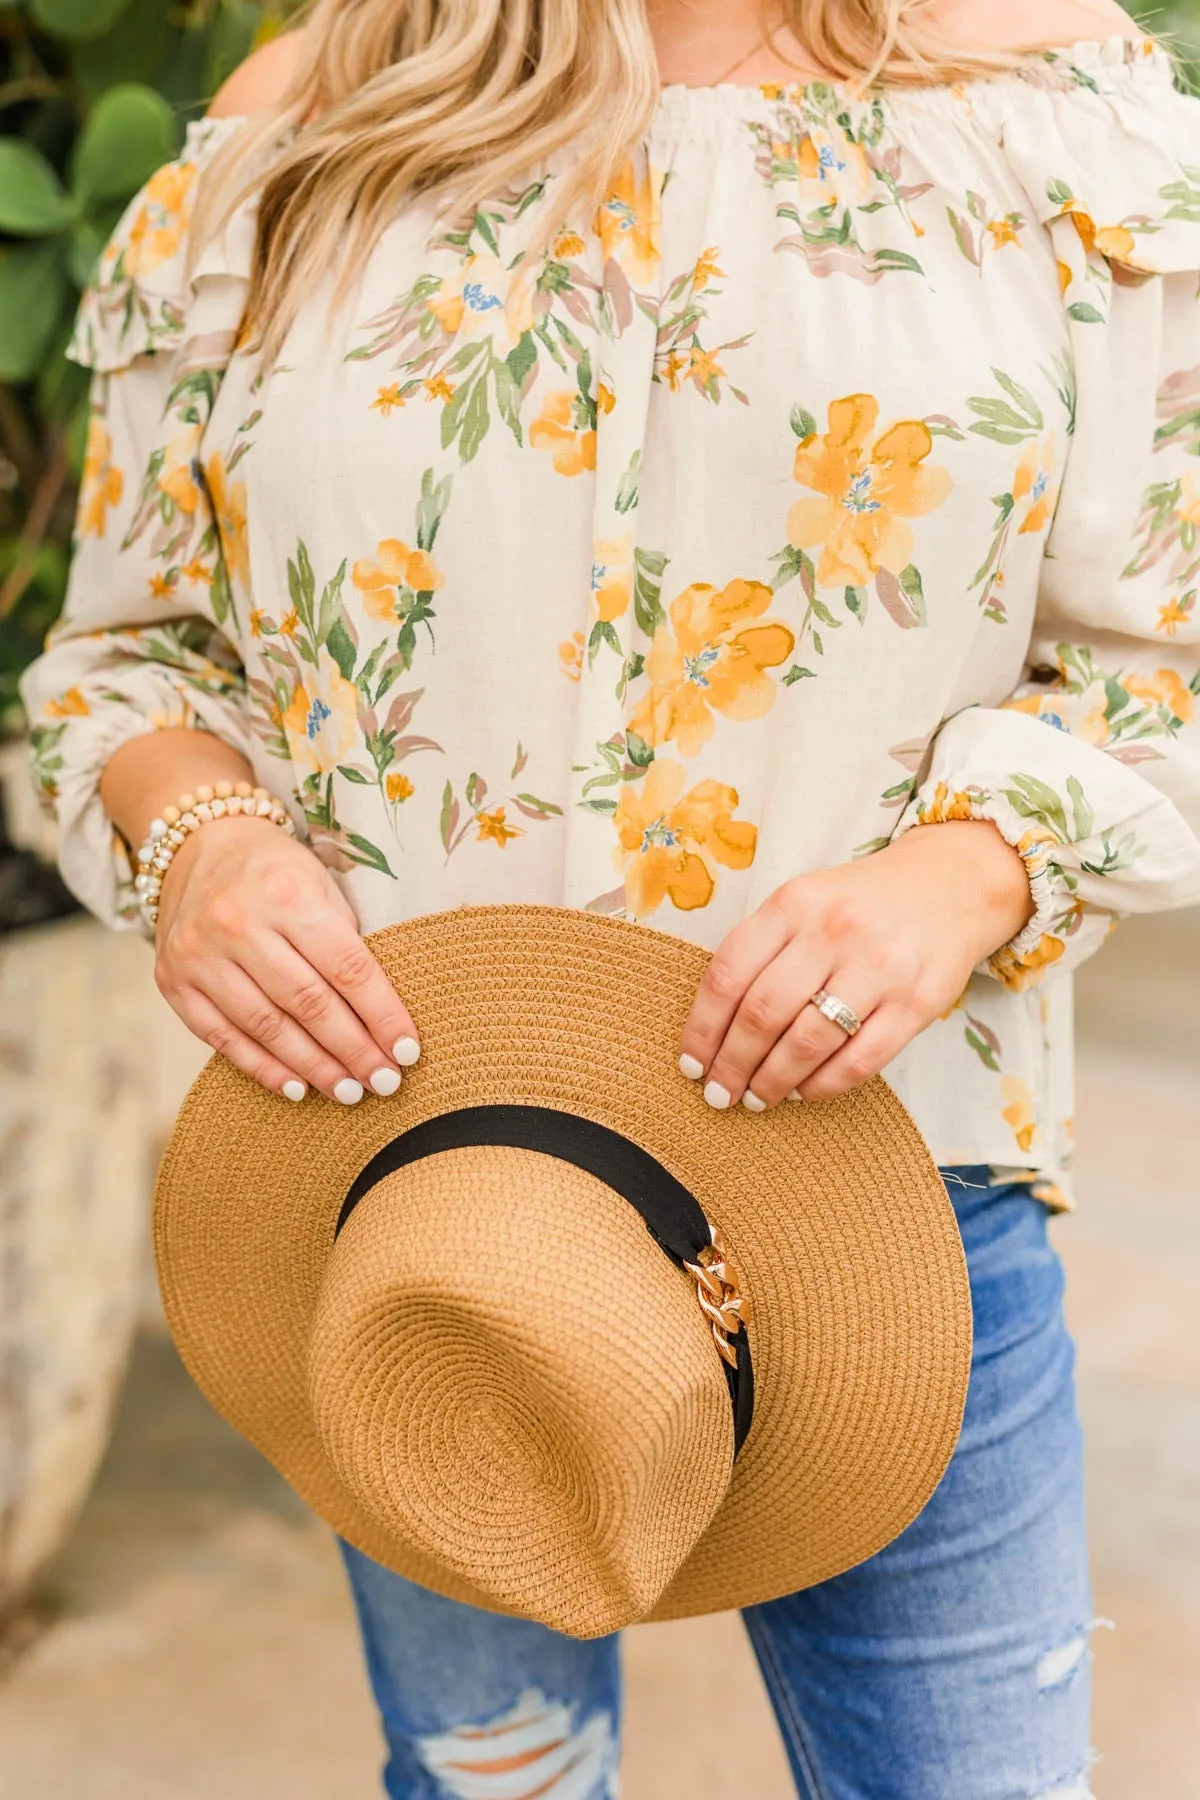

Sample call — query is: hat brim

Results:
[153,905,971,1627]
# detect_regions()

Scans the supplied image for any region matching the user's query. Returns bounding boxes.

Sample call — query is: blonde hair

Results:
[206,0,1076,360]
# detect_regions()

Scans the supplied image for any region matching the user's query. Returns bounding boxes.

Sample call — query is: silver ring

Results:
[810,988,862,1038]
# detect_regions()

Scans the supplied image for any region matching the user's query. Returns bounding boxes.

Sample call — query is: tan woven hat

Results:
[154,904,971,1640]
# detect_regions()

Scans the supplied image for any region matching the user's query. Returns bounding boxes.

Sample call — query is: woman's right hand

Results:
[153,816,419,1104]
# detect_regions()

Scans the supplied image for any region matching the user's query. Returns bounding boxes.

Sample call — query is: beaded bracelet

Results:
[134,779,296,931]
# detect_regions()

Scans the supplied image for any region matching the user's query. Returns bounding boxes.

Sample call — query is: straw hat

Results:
[154,904,971,1640]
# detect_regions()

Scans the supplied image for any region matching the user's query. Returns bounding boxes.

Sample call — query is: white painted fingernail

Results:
[282,1079,307,1103]
[370,1067,402,1096]
[703,1080,731,1111]
[743,1090,767,1113]
[679,1053,704,1081]
[392,1036,421,1066]
[786,1088,803,1102]
[333,1078,364,1105]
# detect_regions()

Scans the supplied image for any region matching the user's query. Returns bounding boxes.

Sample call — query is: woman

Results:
[23,0,1200,1791]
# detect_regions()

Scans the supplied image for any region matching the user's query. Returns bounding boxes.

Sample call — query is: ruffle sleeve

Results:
[896,41,1200,988]
[20,116,260,931]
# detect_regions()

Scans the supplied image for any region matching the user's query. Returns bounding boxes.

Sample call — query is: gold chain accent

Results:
[684,1226,752,1370]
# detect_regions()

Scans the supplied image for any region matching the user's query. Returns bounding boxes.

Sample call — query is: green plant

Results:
[0,0,295,730]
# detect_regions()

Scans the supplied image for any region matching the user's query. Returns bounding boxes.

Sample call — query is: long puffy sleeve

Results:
[897,51,1200,989]
[19,117,254,930]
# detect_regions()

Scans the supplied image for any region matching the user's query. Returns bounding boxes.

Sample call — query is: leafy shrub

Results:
[0,0,293,730]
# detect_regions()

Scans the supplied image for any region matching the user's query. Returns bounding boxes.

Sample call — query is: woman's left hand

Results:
[679,820,1034,1111]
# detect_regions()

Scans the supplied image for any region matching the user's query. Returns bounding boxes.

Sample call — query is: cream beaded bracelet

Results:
[134,779,296,931]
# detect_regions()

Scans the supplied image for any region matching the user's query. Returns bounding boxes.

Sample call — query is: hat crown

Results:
[307,1145,734,1636]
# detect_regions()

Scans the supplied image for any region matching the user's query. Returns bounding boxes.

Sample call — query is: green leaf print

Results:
[616,451,642,516]
[415,467,453,552]
[789,404,817,441]
[1046,178,1074,208]
[782,665,816,685]
[625,730,654,769]
[345,833,395,878]
[998,774,1070,841]
[337,765,372,784]
[326,616,357,683]
[1066,774,1094,841]
[1066,302,1105,326]
[633,546,669,637]
[844,584,869,623]
[315,560,348,651]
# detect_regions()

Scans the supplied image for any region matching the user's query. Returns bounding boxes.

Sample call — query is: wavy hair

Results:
[199,0,1086,360]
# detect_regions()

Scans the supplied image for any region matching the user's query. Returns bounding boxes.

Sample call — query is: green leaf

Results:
[1046,177,1074,208]
[506,331,538,391]
[31,0,132,40]
[514,791,564,816]
[0,141,75,236]
[1066,774,1094,840]
[0,240,70,381]
[72,85,177,209]
[633,545,669,637]
[624,730,654,768]
[345,832,395,877]
[337,765,372,785]
[991,367,1043,428]
[898,563,927,626]
[844,584,868,622]
[326,615,357,682]
[580,797,618,815]
[782,664,815,685]
[615,449,641,515]
[789,403,817,440]
[1066,302,1105,326]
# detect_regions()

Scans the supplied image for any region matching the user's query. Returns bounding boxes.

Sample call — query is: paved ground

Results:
[0,914,1197,1798]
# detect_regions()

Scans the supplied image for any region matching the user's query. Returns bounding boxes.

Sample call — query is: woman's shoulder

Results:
[207,23,313,119]
[929,0,1143,55]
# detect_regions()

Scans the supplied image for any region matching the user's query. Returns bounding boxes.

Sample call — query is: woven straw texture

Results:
[154,905,972,1639]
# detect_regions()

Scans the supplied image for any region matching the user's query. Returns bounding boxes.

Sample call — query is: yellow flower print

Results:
[281,649,359,777]
[45,686,90,718]
[692,247,724,292]
[371,385,407,416]
[79,419,123,538]
[915,782,979,825]
[1000,1075,1039,1154]
[529,391,597,478]
[597,382,615,415]
[1175,470,1200,531]
[992,924,1068,993]
[148,573,175,600]
[595,159,661,285]
[630,578,795,757]
[248,608,266,638]
[558,631,585,679]
[1156,595,1192,636]
[1125,666,1194,724]
[1056,259,1073,294]
[786,126,872,209]
[476,806,523,847]
[590,536,632,622]
[205,452,250,591]
[788,395,952,588]
[1058,200,1137,266]
[615,758,757,919]
[352,538,445,622]
[179,558,214,586]
[986,217,1022,249]
[426,252,534,357]
[663,351,688,392]
[157,424,203,516]
[686,347,725,389]
[386,771,415,803]
[279,607,299,637]
[1012,436,1058,535]
[122,161,198,278]
[553,230,586,260]
[424,375,456,402]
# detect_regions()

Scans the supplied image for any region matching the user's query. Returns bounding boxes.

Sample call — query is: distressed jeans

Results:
[340,1170,1094,1800]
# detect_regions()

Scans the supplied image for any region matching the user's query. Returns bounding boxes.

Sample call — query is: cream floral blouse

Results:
[23,36,1200,1205]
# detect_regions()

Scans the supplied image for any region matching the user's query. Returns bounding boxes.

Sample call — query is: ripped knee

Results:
[416,1688,618,1799]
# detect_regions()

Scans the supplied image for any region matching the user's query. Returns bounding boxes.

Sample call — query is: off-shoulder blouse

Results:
[22,36,1200,1204]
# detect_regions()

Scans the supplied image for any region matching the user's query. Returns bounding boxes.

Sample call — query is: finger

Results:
[702,941,832,1110]
[797,999,913,1102]
[195,959,371,1103]
[744,980,879,1108]
[751,976,878,1107]
[170,984,311,1102]
[244,934,406,1096]
[679,903,794,1095]
[285,912,421,1067]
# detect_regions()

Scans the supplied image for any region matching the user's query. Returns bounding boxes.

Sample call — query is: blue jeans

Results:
[340,1171,1094,1799]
